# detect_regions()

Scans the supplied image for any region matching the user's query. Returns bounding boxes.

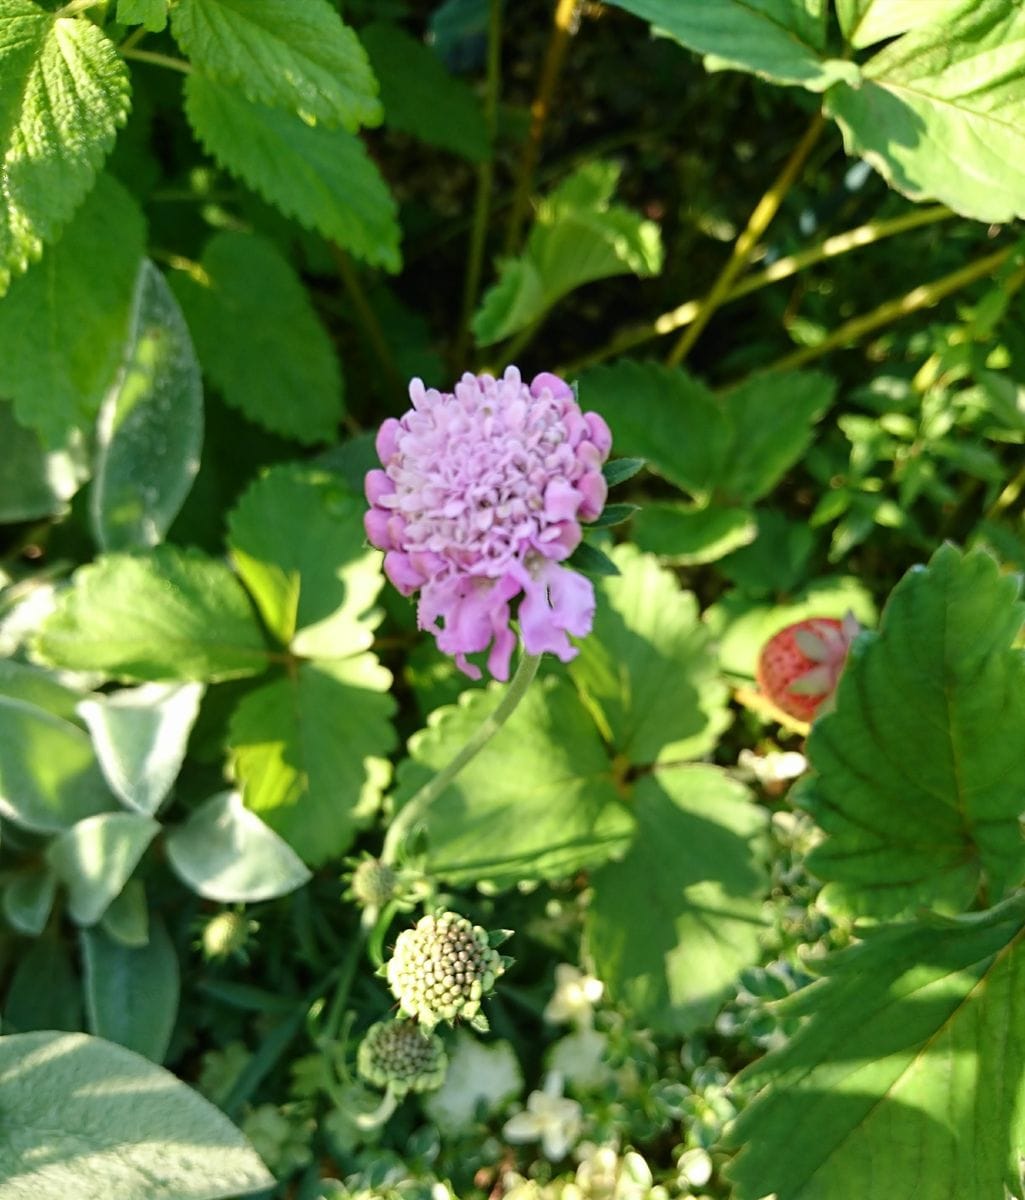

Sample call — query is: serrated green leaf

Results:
[92,259,203,550]
[166,790,311,902]
[47,811,160,925]
[588,766,767,1034]
[569,545,730,764]
[171,0,379,130]
[82,918,178,1062]
[0,174,145,446]
[2,869,56,937]
[836,0,970,47]
[0,698,113,834]
[229,656,396,865]
[393,675,635,889]
[727,895,1025,1200]
[827,0,1025,222]
[185,72,400,272]
[800,545,1025,920]
[33,546,271,682]
[632,503,756,564]
[473,162,662,345]
[227,465,382,656]
[360,21,489,161]
[602,0,858,90]
[171,232,342,444]
[0,398,87,521]
[0,1031,274,1197]
[117,0,167,32]
[77,682,204,815]
[0,3,130,296]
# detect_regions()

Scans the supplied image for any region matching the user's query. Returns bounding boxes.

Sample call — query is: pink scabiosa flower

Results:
[364,366,612,681]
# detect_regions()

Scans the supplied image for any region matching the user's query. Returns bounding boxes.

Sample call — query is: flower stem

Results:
[666,110,826,367]
[761,244,1016,374]
[560,204,953,374]
[381,651,542,866]
[504,0,581,255]
[121,47,193,73]
[455,0,503,370]
[330,245,405,397]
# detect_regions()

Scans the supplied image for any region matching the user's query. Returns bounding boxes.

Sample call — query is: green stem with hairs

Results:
[381,651,542,866]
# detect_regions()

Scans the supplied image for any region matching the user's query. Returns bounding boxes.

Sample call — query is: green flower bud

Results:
[356,1019,447,1097]
[347,857,399,910]
[385,911,507,1031]
[201,910,252,960]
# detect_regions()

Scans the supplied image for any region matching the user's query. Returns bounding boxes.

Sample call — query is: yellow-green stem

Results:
[666,111,826,367]
[121,47,192,73]
[504,0,581,255]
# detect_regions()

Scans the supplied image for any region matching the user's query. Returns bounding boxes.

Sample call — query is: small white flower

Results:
[737,749,807,786]
[504,1072,583,1160]
[548,1026,610,1089]
[544,964,604,1027]
[422,1031,522,1134]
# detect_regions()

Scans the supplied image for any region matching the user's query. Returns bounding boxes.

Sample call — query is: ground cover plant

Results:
[2,0,1025,1197]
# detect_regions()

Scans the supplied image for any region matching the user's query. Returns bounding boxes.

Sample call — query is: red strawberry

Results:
[756,613,860,723]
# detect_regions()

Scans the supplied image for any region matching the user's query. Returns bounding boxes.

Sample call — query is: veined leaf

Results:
[32,546,270,682]
[171,232,343,445]
[117,0,168,32]
[602,0,859,90]
[229,656,396,865]
[827,0,1025,222]
[0,1,130,295]
[727,894,1025,1200]
[0,1031,273,1197]
[0,174,145,447]
[836,0,970,47]
[800,545,1025,920]
[185,72,400,272]
[171,0,380,130]
[570,545,730,764]
[632,503,756,565]
[473,162,662,345]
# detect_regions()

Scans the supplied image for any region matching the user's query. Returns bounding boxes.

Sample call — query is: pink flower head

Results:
[364,366,612,681]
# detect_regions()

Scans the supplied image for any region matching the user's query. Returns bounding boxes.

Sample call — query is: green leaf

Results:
[799,545,1025,920]
[229,656,396,865]
[226,465,383,656]
[2,869,56,937]
[719,508,815,595]
[33,546,270,682]
[0,659,86,724]
[0,399,86,521]
[0,3,130,296]
[706,575,877,679]
[117,0,168,32]
[632,503,756,564]
[77,682,205,815]
[473,162,662,345]
[171,232,342,444]
[185,72,400,272]
[0,1031,273,1197]
[166,790,312,902]
[836,0,980,48]
[92,260,203,551]
[588,766,767,1035]
[726,895,1025,1200]
[826,0,1025,222]
[360,21,490,161]
[569,544,731,765]
[580,361,729,500]
[602,457,646,487]
[3,939,81,1033]
[47,812,160,926]
[100,879,149,947]
[171,0,380,130]
[565,540,621,578]
[393,676,635,889]
[0,699,112,834]
[81,919,179,1062]
[0,174,145,446]
[602,0,859,90]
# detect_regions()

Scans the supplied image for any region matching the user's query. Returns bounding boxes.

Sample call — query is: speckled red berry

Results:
[756,614,860,723]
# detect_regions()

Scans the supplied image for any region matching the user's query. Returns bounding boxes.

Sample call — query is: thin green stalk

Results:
[330,245,405,397]
[57,0,103,15]
[761,245,1015,375]
[666,110,826,367]
[560,204,954,375]
[381,651,542,865]
[121,47,192,73]
[504,0,581,255]
[455,0,503,370]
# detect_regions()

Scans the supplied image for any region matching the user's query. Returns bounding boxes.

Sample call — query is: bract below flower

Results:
[364,366,612,680]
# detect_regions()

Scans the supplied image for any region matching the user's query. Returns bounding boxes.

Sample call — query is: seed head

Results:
[356,1019,447,1097]
[386,911,508,1031]
[346,857,399,910]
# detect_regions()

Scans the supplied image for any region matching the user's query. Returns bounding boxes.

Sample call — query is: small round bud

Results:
[347,857,399,909]
[386,911,507,1031]
[356,1019,447,1097]
[201,910,251,960]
